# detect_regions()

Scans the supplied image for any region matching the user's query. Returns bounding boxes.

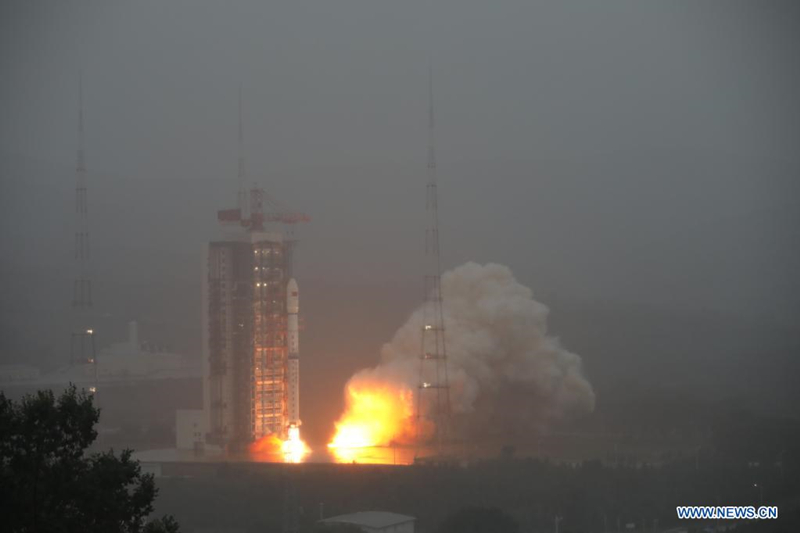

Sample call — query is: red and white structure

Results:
[200,90,308,452]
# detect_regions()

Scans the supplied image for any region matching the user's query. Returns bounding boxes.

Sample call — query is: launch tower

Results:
[203,92,308,451]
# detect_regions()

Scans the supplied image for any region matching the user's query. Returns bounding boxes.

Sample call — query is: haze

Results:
[1,0,798,446]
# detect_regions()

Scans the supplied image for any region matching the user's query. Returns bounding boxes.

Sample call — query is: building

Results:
[176,409,206,452]
[201,188,307,452]
[0,364,40,383]
[93,321,198,381]
[319,512,415,533]
[3,322,198,389]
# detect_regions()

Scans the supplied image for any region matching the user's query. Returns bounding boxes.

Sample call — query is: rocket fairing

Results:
[287,278,301,431]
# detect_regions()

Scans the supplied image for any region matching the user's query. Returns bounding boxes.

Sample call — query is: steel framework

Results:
[70,73,97,395]
[416,68,452,455]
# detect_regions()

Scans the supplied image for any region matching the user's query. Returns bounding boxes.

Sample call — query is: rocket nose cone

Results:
[287,278,298,293]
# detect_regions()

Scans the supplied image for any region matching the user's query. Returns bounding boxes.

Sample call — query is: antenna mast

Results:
[416,67,451,457]
[237,86,248,217]
[73,72,91,310]
[71,72,97,393]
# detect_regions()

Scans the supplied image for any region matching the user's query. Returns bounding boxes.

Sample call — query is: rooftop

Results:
[320,511,415,529]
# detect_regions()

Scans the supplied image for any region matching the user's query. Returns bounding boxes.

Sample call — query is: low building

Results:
[176,409,207,452]
[319,512,415,533]
[0,364,40,383]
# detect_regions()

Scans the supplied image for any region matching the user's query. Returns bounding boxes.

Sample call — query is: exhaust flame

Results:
[249,429,310,463]
[283,426,310,463]
[328,382,418,459]
[249,434,283,455]
[327,262,595,458]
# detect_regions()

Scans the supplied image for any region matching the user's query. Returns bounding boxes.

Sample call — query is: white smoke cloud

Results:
[345,262,595,439]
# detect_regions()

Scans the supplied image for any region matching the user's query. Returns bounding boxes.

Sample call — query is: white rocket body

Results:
[287,278,300,430]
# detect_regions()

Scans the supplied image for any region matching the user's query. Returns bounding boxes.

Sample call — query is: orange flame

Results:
[249,429,310,463]
[283,425,310,463]
[328,378,423,462]
[250,434,284,455]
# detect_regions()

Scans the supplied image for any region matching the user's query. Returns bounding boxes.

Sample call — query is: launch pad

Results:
[136,443,439,469]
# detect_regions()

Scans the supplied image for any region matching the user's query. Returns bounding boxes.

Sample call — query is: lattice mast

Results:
[71,73,97,389]
[73,73,91,310]
[417,68,452,455]
[237,86,248,217]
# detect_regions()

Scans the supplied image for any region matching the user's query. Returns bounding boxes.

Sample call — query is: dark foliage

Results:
[143,515,181,533]
[0,385,179,533]
[438,505,519,533]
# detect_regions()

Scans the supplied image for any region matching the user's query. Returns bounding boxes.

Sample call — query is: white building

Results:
[176,409,207,452]
[94,321,197,380]
[319,512,415,533]
[0,364,40,383]
[27,321,199,388]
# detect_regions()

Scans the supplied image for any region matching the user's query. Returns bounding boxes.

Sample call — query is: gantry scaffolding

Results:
[206,182,305,450]
[206,224,296,447]
[252,237,293,439]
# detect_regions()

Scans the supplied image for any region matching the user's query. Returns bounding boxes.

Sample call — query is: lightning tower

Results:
[73,73,91,311]
[70,73,97,390]
[237,86,248,217]
[416,68,452,456]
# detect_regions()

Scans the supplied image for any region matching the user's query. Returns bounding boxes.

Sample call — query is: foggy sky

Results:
[2,0,798,317]
[1,1,799,442]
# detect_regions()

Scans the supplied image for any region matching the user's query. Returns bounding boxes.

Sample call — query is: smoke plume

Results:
[333,262,595,444]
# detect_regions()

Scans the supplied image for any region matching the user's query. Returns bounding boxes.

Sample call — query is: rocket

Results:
[286,278,301,432]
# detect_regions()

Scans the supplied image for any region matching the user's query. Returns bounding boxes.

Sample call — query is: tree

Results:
[438,506,520,533]
[143,516,181,533]
[0,385,179,533]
